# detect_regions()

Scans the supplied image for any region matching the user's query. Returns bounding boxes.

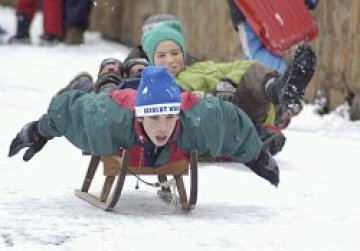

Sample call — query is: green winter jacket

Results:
[176,60,256,91]
[38,90,262,165]
[176,60,276,126]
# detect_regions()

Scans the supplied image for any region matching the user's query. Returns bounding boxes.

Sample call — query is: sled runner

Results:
[234,0,318,56]
[75,150,198,212]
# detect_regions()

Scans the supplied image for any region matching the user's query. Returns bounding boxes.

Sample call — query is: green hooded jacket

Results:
[175,60,276,125]
[38,90,262,164]
[176,60,256,91]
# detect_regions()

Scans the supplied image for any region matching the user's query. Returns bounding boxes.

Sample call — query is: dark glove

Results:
[8,121,49,161]
[94,73,122,94]
[245,149,280,187]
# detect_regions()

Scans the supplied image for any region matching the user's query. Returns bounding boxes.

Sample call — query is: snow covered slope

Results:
[1,6,360,251]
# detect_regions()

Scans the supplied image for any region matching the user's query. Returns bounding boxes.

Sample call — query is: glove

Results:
[8,121,49,161]
[94,73,122,94]
[212,80,237,102]
[304,0,319,10]
[245,149,280,187]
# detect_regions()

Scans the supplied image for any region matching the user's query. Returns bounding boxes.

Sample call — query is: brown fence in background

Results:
[1,0,360,118]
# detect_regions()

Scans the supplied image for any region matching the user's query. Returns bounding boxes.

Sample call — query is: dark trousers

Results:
[64,0,92,30]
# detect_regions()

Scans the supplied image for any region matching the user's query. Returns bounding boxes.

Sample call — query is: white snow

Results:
[1,6,360,251]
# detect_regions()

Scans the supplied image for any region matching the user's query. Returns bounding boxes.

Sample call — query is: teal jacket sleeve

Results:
[38,91,136,155]
[178,97,262,163]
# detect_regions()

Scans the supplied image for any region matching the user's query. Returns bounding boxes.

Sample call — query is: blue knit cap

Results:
[135,66,181,117]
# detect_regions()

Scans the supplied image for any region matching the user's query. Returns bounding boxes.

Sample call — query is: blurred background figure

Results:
[63,0,92,45]
[8,0,92,45]
[0,24,6,43]
[0,24,6,34]
[8,0,63,45]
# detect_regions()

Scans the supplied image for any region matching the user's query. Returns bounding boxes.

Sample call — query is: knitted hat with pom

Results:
[135,66,181,117]
[141,22,186,65]
[142,14,182,33]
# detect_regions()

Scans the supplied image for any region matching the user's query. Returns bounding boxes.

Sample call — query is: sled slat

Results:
[100,176,115,202]
[80,156,100,192]
[76,151,197,211]
[101,156,189,176]
[75,190,108,210]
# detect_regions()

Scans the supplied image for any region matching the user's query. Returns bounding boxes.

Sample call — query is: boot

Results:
[56,72,94,95]
[245,149,280,187]
[123,58,149,78]
[98,58,124,78]
[8,13,31,44]
[254,123,286,156]
[93,58,124,94]
[0,25,6,35]
[281,43,317,97]
[265,43,317,117]
[39,33,63,46]
[213,79,237,102]
[64,28,84,45]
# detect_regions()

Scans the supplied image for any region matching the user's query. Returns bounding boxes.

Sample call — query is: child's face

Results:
[141,114,179,147]
[153,40,185,76]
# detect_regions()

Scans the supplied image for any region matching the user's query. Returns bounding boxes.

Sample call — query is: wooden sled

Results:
[75,150,198,212]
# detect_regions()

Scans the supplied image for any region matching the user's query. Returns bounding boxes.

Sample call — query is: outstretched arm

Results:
[180,97,262,161]
[9,90,136,160]
[179,97,279,186]
[8,120,50,161]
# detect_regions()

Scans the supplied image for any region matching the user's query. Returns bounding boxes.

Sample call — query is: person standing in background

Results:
[8,0,92,45]
[8,0,63,45]
[0,24,6,43]
[63,0,92,45]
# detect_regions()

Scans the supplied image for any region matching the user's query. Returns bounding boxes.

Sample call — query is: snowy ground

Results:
[1,6,360,251]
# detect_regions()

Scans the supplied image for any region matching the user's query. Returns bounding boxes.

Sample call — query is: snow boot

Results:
[39,33,63,46]
[8,13,31,44]
[123,58,149,78]
[56,72,94,95]
[213,79,237,102]
[64,28,84,45]
[98,58,124,78]
[93,58,124,94]
[0,25,6,35]
[265,43,317,117]
[0,25,6,44]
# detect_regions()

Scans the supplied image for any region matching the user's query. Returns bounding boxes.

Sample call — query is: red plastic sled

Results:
[234,0,318,56]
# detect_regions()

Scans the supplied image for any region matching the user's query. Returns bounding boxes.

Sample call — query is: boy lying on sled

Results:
[8,66,279,187]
